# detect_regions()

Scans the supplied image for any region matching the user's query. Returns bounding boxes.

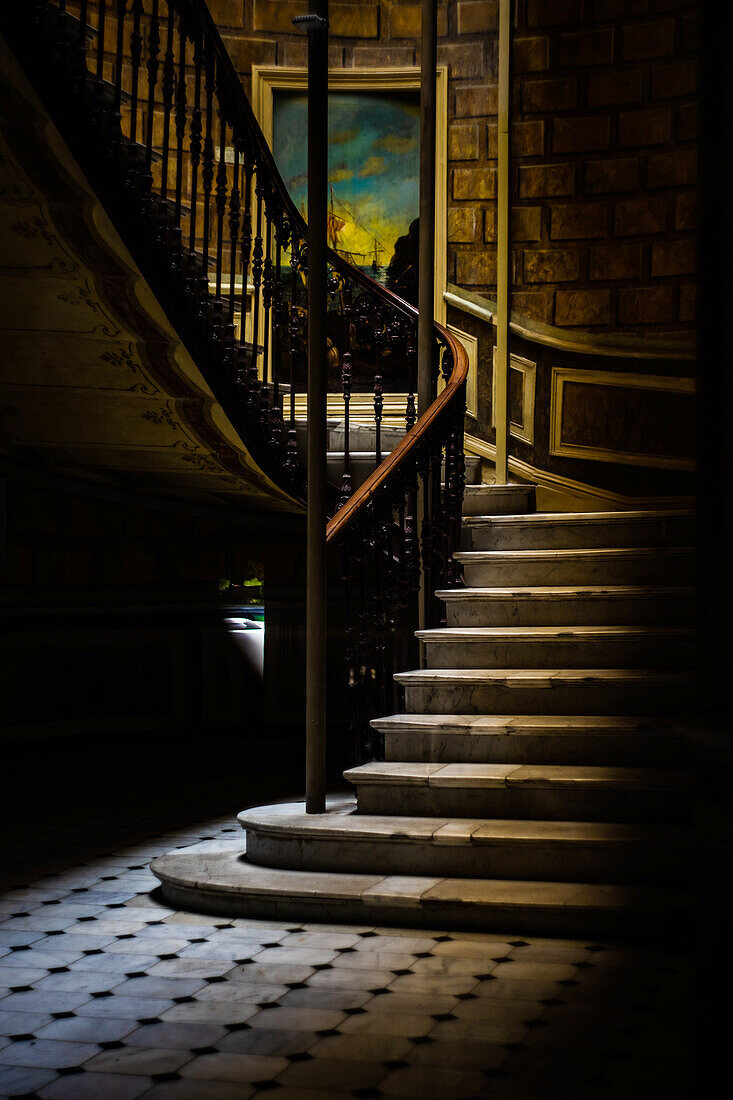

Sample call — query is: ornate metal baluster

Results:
[93,0,107,125]
[341,540,360,766]
[261,202,273,387]
[285,234,300,473]
[271,211,287,443]
[186,25,201,291]
[143,0,160,203]
[213,106,228,337]
[226,143,240,344]
[249,182,264,390]
[199,44,214,309]
[238,157,253,347]
[158,0,175,227]
[373,369,383,468]
[340,350,352,507]
[406,326,417,431]
[446,394,466,587]
[112,0,127,148]
[404,463,421,612]
[73,0,89,94]
[173,10,187,239]
[429,434,445,623]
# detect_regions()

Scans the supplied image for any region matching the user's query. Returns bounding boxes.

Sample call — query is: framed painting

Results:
[251,67,448,325]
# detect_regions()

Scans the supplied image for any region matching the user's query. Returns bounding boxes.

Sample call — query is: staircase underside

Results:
[0,37,299,513]
[153,498,697,939]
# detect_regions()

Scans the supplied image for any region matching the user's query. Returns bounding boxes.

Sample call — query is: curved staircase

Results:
[153,494,696,939]
[3,1,696,940]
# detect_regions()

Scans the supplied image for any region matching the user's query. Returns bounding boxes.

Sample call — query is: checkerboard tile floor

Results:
[0,810,693,1099]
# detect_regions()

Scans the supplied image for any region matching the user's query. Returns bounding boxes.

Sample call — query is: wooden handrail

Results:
[326,322,469,544]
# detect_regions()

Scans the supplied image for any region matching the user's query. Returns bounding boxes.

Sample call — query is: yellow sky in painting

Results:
[275,91,420,268]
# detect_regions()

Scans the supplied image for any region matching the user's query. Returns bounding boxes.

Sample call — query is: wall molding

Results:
[491,348,536,445]
[464,433,694,511]
[445,284,696,361]
[549,366,696,472]
[446,322,478,419]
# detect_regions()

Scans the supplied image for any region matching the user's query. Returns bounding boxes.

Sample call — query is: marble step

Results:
[373,713,690,766]
[328,423,407,452]
[461,483,536,517]
[344,762,693,822]
[439,585,696,626]
[394,668,694,716]
[414,626,694,669]
[463,509,695,551]
[239,801,692,885]
[453,546,694,586]
[151,843,692,938]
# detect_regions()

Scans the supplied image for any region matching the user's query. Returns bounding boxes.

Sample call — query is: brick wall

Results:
[211,0,697,337]
[509,0,698,333]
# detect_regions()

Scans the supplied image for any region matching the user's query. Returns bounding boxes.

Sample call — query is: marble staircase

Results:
[294,419,488,492]
[152,491,696,939]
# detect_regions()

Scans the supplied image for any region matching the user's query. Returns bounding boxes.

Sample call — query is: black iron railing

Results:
[3,0,468,762]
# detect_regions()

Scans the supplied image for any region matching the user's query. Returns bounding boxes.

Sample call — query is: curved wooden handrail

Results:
[326,322,469,544]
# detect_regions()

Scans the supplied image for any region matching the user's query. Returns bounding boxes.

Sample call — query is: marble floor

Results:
[0,800,694,1100]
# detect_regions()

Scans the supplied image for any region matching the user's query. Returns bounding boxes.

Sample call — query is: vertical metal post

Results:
[294,4,328,814]
[417,0,437,422]
[417,0,437,635]
[494,0,511,485]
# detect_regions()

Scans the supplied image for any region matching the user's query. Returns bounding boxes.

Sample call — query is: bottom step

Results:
[151,840,692,940]
[239,801,692,884]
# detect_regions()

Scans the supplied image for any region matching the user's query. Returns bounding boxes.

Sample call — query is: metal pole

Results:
[494,0,511,485]
[294,3,328,814]
[417,0,437,421]
[417,0,437,635]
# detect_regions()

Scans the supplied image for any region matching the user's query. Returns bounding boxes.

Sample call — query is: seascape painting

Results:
[273,90,420,297]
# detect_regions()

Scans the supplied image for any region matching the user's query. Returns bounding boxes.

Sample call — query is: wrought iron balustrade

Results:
[3,0,468,763]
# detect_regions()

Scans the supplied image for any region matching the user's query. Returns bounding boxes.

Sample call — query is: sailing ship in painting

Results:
[326,186,386,277]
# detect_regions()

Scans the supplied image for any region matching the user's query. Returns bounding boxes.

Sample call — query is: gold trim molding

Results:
[445,284,696,361]
[549,366,696,471]
[464,433,694,511]
[446,323,478,420]
[492,348,536,445]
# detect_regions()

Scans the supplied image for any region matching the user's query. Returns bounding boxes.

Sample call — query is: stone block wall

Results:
[508,0,698,332]
[209,0,697,336]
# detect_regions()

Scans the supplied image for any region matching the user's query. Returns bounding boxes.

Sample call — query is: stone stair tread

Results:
[415,625,694,641]
[371,713,687,734]
[464,486,534,495]
[454,546,694,561]
[344,761,691,790]
[239,801,690,847]
[438,585,695,599]
[394,667,694,685]
[152,845,692,916]
[463,509,694,526]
